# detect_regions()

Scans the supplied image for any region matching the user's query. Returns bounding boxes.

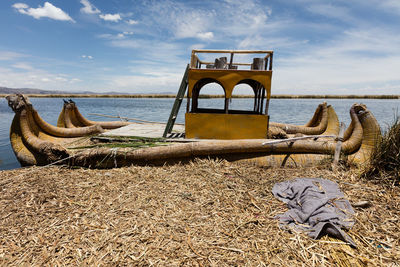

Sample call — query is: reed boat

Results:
[5,50,381,168]
[5,94,380,168]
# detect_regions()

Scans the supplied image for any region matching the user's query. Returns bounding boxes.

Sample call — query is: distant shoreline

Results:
[1,94,399,99]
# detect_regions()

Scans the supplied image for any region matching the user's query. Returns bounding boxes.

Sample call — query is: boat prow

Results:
[57,100,131,129]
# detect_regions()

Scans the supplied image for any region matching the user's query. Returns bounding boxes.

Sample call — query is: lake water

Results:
[0,97,399,170]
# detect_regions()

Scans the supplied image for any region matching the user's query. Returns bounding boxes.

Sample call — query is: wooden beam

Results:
[192,49,273,54]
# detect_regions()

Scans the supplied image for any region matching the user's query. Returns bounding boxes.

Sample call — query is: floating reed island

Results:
[0,158,399,266]
[6,93,381,169]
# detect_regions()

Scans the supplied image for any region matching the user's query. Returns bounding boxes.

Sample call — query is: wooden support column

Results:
[265,98,270,115]
[225,98,229,114]
[186,94,190,113]
[260,87,265,114]
[269,53,273,71]
[253,89,259,112]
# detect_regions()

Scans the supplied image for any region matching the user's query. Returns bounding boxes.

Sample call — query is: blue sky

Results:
[1,0,400,94]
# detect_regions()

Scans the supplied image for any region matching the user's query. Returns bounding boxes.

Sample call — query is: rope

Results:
[89,113,184,125]
[262,135,337,146]
[9,153,81,181]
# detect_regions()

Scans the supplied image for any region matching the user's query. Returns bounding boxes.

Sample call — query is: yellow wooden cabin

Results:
[185,50,273,139]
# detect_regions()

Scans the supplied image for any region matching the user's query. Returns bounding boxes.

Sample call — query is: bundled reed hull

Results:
[6,94,104,166]
[57,100,131,129]
[69,104,379,168]
[6,94,381,169]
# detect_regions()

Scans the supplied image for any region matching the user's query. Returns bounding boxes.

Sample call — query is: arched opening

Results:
[230,83,256,113]
[191,78,226,113]
[229,79,266,114]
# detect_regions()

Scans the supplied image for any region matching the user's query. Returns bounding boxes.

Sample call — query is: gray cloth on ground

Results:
[272,178,356,247]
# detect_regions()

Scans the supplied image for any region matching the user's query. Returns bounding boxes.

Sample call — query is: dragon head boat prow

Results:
[6,93,32,113]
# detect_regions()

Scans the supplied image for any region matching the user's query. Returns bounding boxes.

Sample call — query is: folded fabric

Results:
[272,178,356,247]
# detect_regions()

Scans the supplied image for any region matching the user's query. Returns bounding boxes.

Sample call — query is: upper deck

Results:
[185,50,274,139]
[190,49,273,70]
[188,50,273,99]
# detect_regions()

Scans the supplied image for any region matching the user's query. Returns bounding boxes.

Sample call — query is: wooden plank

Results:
[104,123,185,138]
[196,61,252,66]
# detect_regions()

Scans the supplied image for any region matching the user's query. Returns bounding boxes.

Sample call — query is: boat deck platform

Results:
[100,122,185,139]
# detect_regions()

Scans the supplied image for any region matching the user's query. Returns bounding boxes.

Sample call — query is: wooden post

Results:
[229,53,234,69]
[190,51,196,68]
[252,58,264,70]
[253,88,259,112]
[265,97,270,115]
[269,53,273,71]
[260,87,265,114]
[332,122,346,168]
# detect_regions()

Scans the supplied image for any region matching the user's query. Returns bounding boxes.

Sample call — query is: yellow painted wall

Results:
[188,69,272,99]
[185,113,269,139]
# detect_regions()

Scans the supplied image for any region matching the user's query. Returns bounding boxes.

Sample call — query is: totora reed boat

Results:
[5,50,381,168]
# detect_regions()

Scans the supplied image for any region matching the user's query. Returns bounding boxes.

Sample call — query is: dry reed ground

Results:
[0,159,399,266]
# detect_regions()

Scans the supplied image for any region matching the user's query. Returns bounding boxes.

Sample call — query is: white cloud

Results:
[380,0,400,14]
[117,31,134,38]
[12,2,75,22]
[306,3,353,22]
[97,32,133,40]
[190,44,206,50]
[109,72,182,92]
[81,55,93,59]
[55,76,67,82]
[97,33,113,39]
[272,28,400,94]
[70,78,82,83]
[80,0,100,14]
[12,62,33,70]
[144,0,271,42]
[126,19,138,25]
[0,66,84,91]
[0,51,26,61]
[196,32,214,40]
[216,0,270,37]
[12,3,28,9]
[99,13,122,22]
[173,10,214,39]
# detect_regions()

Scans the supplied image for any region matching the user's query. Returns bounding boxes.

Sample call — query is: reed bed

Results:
[0,159,399,266]
[363,118,400,185]
[1,94,399,99]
